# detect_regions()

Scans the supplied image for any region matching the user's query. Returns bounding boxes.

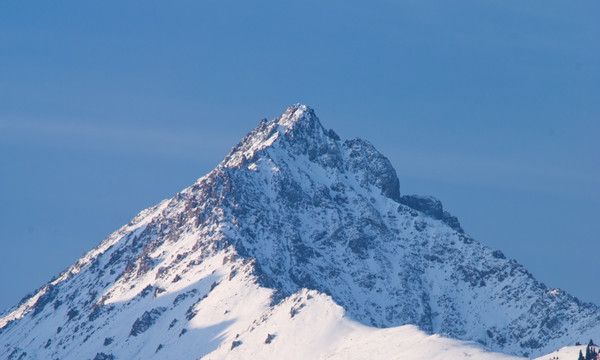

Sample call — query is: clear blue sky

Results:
[1,1,598,312]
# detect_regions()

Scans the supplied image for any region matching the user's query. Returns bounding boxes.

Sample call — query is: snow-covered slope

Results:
[1,104,599,359]
[534,345,588,360]
[205,289,523,360]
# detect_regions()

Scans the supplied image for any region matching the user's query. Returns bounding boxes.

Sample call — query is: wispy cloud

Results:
[0,116,236,159]
[389,150,600,201]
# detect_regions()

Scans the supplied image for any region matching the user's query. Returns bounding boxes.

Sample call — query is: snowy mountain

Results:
[1,104,599,360]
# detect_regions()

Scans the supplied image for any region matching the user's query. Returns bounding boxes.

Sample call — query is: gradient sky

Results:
[1,1,599,312]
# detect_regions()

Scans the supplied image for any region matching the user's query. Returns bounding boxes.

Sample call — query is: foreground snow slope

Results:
[206,289,523,360]
[1,104,599,359]
[534,345,589,360]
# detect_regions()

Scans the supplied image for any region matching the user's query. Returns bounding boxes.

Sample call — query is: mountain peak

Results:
[277,103,317,128]
[4,105,600,360]
[275,103,332,142]
[276,103,340,138]
[222,104,338,169]
[221,104,399,202]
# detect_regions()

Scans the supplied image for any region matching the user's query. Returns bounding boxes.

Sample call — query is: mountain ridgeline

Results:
[1,104,599,359]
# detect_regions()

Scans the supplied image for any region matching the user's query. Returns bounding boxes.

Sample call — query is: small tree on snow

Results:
[585,339,598,360]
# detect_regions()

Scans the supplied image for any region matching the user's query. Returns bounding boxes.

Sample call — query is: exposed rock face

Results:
[1,104,599,359]
[399,194,463,233]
